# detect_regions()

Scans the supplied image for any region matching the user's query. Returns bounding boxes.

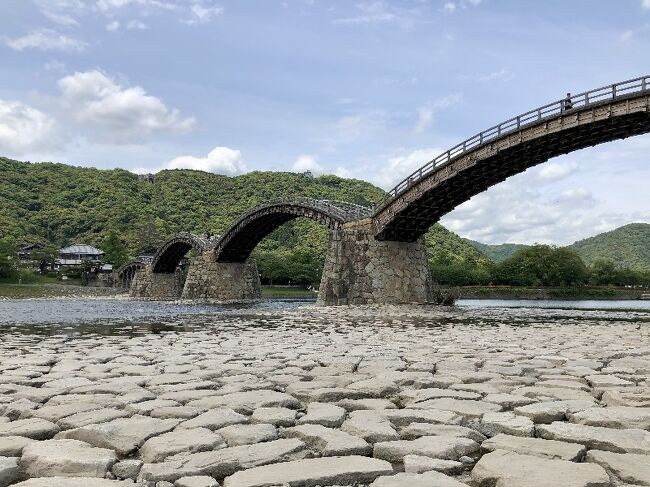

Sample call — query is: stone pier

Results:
[317,219,433,305]
[130,266,184,300]
[181,252,262,301]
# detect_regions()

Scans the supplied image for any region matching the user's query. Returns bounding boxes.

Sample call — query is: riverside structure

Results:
[130,76,650,305]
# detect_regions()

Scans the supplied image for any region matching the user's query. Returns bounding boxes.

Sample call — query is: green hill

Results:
[569,223,650,271]
[0,157,484,282]
[466,240,529,263]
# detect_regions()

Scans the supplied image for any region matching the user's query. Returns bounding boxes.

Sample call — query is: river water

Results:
[0,297,648,336]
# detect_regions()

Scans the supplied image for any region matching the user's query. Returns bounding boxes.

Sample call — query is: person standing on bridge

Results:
[563,92,573,111]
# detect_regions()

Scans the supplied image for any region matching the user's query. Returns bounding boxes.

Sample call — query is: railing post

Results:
[643,77,647,91]
[612,84,617,98]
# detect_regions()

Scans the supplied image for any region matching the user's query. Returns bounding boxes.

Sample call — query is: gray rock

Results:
[296,402,345,428]
[139,438,307,482]
[471,450,610,487]
[403,454,464,474]
[514,400,596,423]
[282,424,371,456]
[0,436,35,456]
[111,459,143,479]
[481,433,586,461]
[410,398,502,418]
[222,455,393,487]
[370,471,469,487]
[188,391,301,414]
[0,418,59,439]
[473,411,534,437]
[0,457,20,487]
[378,408,462,427]
[178,408,248,431]
[400,423,486,443]
[341,410,400,443]
[373,436,480,463]
[55,414,179,455]
[217,424,277,446]
[336,399,397,411]
[58,408,132,429]
[20,439,117,478]
[585,449,650,486]
[175,476,220,487]
[568,406,650,430]
[140,427,226,463]
[12,479,134,486]
[536,421,650,454]
[250,407,296,427]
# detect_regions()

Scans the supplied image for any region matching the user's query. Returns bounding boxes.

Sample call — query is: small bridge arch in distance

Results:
[213,198,372,262]
[373,75,650,242]
[115,260,146,288]
[151,232,217,273]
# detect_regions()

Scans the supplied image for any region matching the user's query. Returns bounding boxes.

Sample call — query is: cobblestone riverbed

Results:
[0,303,649,486]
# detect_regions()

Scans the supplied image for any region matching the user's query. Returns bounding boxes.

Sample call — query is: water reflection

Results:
[0,298,648,338]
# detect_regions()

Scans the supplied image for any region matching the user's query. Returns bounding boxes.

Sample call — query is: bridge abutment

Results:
[317,219,433,305]
[130,266,184,300]
[181,252,262,301]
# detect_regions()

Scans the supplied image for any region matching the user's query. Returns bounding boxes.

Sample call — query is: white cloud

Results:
[334,1,423,29]
[146,146,246,176]
[414,94,462,133]
[536,161,578,182]
[478,68,515,82]
[6,29,87,52]
[438,167,626,245]
[292,155,324,174]
[127,19,148,29]
[372,147,442,190]
[643,0,650,9]
[442,2,456,13]
[106,20,121,31]
[35,0,83,26]
[0,100,56,154]
[57,70,195,144]
[183,2,224,25]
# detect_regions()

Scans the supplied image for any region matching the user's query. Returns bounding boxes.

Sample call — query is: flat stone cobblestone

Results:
[0,304,648,486]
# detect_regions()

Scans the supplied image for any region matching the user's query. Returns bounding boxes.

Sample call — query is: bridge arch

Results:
[373,75,650,241]
[116,260,146,288]
[151,233,216,273]
[214,198,372,262]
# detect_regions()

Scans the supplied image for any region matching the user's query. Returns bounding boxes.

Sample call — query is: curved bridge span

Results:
[214,198,372,262]
[373,75,650,241]
[151,232,216,273]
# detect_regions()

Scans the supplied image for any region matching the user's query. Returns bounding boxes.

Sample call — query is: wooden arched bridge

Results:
[129,75,650,305]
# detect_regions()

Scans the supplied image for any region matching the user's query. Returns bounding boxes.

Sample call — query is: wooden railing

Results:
[376,75,650,210]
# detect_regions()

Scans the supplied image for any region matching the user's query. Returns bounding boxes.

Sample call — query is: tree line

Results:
[430,244,650,287]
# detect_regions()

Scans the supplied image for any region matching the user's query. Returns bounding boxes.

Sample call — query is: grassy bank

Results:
[455,285,646,300]
[261,286,317,299]
[0,282,123,299]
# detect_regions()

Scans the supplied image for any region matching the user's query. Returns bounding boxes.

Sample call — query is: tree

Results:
[103,231,130,267]
[493,245,588,286]
[136,220,163,253]
[0,239,16,278]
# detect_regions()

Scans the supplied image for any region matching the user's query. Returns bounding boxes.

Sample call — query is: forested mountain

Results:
[569,223,650,271]
[466,241,529,263]
[0,157,483,283]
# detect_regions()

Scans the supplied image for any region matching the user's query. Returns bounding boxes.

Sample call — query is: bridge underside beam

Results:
[318,219,433,305]
[375,103,650,241]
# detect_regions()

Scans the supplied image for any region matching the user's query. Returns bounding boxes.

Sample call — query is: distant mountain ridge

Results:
[468,223,650,271]
[569,223,650,271]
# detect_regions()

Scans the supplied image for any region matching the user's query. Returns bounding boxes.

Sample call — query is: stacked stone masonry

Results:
[317,219,433,305]
[181,253,261,301]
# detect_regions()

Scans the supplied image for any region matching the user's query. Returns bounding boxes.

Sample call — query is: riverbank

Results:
[0,305,647,486]
[0,283,123,299]
[454,285,646,300]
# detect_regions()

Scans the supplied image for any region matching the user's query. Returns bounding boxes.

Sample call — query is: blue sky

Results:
[1,0,649,244]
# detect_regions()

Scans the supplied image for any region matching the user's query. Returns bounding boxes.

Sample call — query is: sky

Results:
[0,0,649,245]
